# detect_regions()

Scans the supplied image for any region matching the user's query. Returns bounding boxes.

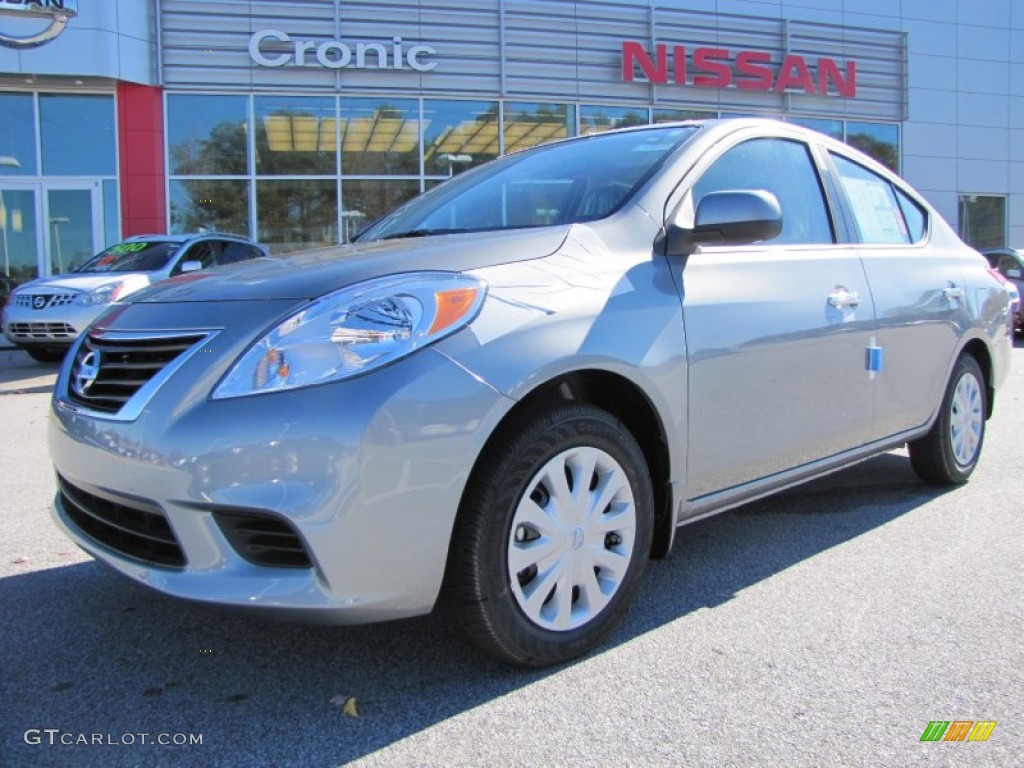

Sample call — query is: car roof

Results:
[122,232,255,244]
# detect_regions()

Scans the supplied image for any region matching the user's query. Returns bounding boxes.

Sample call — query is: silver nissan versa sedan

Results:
[49,120,1013,666]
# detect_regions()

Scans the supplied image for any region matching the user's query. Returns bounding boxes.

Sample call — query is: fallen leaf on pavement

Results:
[329,694,360,717]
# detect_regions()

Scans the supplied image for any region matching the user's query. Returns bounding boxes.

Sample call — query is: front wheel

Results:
[909,354,986,485]
[441,403,654,667]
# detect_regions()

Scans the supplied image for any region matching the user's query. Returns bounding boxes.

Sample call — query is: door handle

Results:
[827,289,861,308]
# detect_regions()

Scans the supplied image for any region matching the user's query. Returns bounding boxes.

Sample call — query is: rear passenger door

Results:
[678,136,878,500]
[826,151,961,439]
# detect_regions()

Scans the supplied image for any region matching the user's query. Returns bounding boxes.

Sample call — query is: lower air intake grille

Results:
[67,332,205,414]
[8,321,77,340]
[213,511,312,569]
[58,476,185,567]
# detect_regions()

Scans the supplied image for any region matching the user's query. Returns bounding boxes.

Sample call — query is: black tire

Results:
[909,354,986,485]
[440,402,654,667]
[25,346,67,363]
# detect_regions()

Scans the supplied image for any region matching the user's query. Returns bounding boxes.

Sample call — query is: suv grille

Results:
[58,476,185,567]
[15,293,76,309]
[68,332,206,414]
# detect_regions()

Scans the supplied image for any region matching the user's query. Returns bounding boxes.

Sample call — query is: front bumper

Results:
[49,305,514,623]
[3,299,102,346]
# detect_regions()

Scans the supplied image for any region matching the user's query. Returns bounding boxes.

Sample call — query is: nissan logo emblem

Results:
[72,349,101,397]
[32,295,48,309]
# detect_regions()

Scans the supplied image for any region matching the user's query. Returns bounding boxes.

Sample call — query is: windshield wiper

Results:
[375,228,470,241]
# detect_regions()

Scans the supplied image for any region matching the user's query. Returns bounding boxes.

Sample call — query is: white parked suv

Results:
[2,232,269,362]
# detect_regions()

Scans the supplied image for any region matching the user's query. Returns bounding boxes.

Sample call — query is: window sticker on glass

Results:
[831,153,909,245]
[108,242,149,254]
[842,177,906,243]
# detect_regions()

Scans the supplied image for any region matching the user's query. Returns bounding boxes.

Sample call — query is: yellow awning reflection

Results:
[342,116,421,154]
[262,112,424,154]
[262,111,571,160]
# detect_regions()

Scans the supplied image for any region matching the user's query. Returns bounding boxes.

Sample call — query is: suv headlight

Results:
[78,281,127,306]
[213,272,487,399]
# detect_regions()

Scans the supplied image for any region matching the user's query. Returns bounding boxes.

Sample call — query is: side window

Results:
[218,241,260,265]
[692,137,834,245]
[831,153,925,245]
[894,187,927,242]
[995,254,1016,273]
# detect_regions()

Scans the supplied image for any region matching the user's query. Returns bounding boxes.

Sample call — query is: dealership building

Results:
[0,0,1020,285]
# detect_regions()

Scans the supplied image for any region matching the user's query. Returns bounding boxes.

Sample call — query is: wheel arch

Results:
[960,337,995,418]
[457,368,677,561]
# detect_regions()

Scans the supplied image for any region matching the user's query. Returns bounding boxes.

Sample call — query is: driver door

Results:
[675,136,878,501]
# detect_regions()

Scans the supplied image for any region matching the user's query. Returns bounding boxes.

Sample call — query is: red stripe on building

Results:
[117,83,166,238]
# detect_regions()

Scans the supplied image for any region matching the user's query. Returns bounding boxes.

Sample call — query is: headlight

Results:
[78,281,127,306]
[212,272,487,399]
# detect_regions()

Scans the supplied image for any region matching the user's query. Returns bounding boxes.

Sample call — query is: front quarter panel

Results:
[437,211,689,500]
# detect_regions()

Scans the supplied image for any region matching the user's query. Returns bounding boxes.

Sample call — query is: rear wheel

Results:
[909,354,986,485]
[442,403,654,667]
[25,346,67,363]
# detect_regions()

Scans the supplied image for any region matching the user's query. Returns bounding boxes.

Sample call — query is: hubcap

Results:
[950,371,983,467]
[507,446,636,632]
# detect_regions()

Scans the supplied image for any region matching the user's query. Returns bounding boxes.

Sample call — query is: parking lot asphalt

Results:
[1,343,1022,767]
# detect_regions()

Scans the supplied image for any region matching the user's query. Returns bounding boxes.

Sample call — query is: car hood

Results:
[132,227,571,303]
[16,273,148,293]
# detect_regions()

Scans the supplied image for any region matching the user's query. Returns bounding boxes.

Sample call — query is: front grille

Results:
[8,321,77,340]
[214,511,312,569]
[67,332,205,414]
[58,475,185,567]
[15,293,76,309]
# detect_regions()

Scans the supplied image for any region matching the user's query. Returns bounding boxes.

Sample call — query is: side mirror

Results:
[666,189,783,256]
[179,260,203,274]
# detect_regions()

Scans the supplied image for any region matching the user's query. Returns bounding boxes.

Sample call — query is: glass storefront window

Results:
[0,93,37,176]
[47,189,96,273]
[102,179,120,248]
[580,106,649,134]
[787,117,843,141]
[256,180,338,254]
[340,98,421,176]
[0,188,38,282]
[167,95,249,176]
[255,96,336,176]
[653,108,715,123]
[423,100,500,177]
[40,94,116,176]
[503,103,575,153]
[846,121,899,172]
[169,179,250,236]
[341,180,420,242]
[958,194,1006,249]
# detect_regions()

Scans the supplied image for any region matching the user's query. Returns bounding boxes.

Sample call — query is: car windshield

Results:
[357,126,700,242]
[75,241,180,273]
